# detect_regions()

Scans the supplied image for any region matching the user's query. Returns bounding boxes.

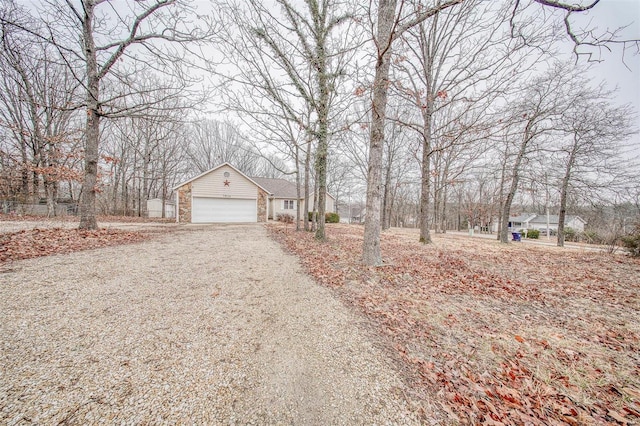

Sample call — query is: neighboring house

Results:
[173,163,270,223]
[146,198,175,219]
[506,213,537,232]
[493,212,586,233]
[251,177,336,220]
[529,214,586,232]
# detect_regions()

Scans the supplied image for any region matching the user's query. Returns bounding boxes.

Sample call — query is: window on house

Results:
[283,200,295,210]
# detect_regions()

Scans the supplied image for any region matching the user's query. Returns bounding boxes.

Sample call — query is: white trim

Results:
[175,190,179,223]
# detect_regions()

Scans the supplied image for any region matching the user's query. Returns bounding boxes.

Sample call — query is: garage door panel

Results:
[192,197,256,223]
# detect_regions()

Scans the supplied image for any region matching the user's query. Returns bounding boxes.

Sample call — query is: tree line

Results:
[0,0,638,263]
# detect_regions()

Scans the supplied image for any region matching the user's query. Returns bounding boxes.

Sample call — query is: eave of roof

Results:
[172,162,272,194]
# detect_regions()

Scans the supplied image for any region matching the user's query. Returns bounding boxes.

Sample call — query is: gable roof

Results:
[251,177,336,201]
[508,213,586,226]
[172,162,271,194]
[251,177,298,198]
[509,213,537,223]
[528,215,586,225]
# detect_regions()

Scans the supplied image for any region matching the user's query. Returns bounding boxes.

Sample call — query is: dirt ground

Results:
[0,224,420,425]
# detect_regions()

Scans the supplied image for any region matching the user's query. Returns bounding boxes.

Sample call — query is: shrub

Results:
[307,212,340,223]
[564,227,577,242]
[582,230,603,245]
[526,229,540,239]
[276,213,294,224]
[325,212,340,223]
[622,224,640,257]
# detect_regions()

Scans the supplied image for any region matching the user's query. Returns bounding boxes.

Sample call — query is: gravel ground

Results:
[0,224,419,425]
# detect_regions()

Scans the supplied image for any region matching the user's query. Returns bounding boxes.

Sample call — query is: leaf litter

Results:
[0,227,146,265]
[268,223,640,425]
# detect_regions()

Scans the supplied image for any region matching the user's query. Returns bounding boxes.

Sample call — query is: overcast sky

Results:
[20,0,640,148]
[573,0,640,148]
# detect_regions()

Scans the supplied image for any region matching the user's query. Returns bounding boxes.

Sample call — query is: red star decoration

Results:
[223,180,230,186]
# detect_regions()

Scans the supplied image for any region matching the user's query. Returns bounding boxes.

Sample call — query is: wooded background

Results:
[0,0,638,260]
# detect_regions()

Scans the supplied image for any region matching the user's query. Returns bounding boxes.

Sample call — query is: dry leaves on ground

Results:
[268,223,640,425]
[0,213,173,223]
[0,227,146,264]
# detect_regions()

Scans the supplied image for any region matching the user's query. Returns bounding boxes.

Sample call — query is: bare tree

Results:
[497,63,579,243]
[0,2,82,215]
[361,0,639,264]
[0,0,218,228]
[217,0,357,240]
[391,0,540,243]
[554,83,636,246]
[519,0,640,62]
[186,119,261,175]
[363,0,466,265]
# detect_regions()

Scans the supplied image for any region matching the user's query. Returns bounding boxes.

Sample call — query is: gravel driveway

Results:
[1,224,418,425]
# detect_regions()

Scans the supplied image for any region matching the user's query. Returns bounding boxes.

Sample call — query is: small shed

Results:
[146,199,175,219]
[173,163,270,223]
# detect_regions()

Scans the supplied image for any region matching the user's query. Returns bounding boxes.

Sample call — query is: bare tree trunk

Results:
[419,132,432,243]
[362,0,396,265]
[496,140,509,240]
[44,177,56,217]
[19,137,29,198]
[558,134,578,247]
[441,187,448,233]
[304,136,311,231]
[382,159,392,230]
[312,5,332,241]
[142,147,151,217]
[499,127,531,243]
[79,2,99,230]
[122,174,129,216]
[315,74,329,240]
[295,142,301,231]
[312,177,318,232]
[161,172,167,219]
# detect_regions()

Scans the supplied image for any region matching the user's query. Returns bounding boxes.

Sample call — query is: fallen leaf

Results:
[607,410,628,424]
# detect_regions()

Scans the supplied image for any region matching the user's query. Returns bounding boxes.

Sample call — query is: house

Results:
[173,163,270,223]
[506,213,537,231]
[250,177,336,220]
[496,212,586,233]
[529,214,586,232]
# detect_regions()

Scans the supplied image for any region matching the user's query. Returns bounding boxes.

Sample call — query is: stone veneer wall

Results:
[178,183,192,223]
[257,188,268,222]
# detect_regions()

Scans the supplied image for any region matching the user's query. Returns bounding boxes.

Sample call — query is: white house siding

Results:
[272,198,298,219]
[326,196,335,214]
[304,194,336,214]
[271,195,336,220]
[566,218,585,232]
[192,165,258,199]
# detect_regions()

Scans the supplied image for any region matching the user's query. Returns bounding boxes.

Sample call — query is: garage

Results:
[192,197,257,223]
[174,163,270,224]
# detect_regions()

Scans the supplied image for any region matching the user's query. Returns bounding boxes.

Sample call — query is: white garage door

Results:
[192,197,257,223]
